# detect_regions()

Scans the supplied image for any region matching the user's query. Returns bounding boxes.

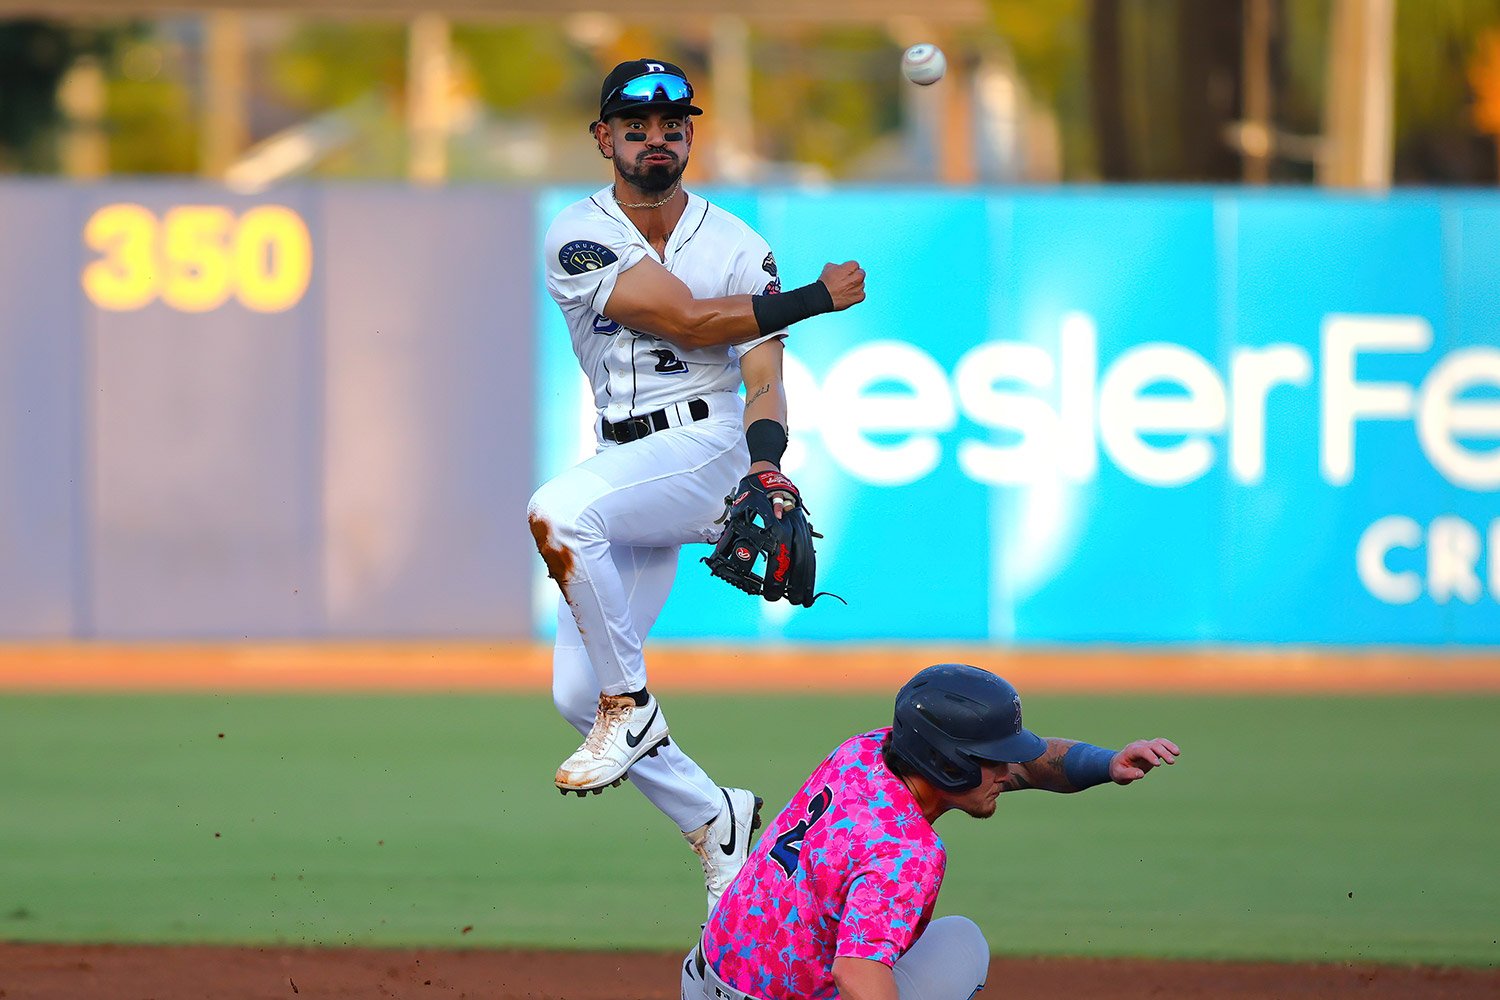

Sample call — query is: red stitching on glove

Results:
[772,544,791,582]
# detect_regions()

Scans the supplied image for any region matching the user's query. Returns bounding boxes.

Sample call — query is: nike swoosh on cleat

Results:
[719,789,739,856]
[624,703,660,748]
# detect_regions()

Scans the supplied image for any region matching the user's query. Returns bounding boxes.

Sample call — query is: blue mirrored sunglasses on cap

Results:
[608,72,694,106]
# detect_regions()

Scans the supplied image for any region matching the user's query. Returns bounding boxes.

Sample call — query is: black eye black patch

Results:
[662,131,685,142]
[624,131,647,142]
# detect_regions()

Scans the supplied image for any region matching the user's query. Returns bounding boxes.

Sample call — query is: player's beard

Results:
[956,788,1000,819]
[615,148,688,194]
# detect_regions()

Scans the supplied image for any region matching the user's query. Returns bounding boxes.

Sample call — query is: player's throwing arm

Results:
[601,253,865,352]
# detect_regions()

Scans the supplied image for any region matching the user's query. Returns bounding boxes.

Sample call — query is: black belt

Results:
[602,397,709,443]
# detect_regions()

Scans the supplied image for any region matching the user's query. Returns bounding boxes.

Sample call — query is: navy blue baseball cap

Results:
[595,59,704,123]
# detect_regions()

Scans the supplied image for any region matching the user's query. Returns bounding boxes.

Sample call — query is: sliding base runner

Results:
[685,663,1181,1000]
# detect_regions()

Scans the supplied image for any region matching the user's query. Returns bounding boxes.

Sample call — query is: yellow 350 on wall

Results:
[82,203,313,313]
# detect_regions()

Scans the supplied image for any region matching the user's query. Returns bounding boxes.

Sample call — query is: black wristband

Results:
[745,418,788,466]
[751,280,835,335]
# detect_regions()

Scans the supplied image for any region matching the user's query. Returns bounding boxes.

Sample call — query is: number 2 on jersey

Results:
[647,347,688,374]
[769,786,833,877]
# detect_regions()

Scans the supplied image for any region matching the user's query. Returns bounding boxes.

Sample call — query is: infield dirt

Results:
[4,942,1499,999]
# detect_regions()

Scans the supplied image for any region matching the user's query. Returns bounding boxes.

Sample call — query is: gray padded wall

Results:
[320,187,535,637]
[0,184,81,636]
[0,181,537,639]
[83,185,324,637]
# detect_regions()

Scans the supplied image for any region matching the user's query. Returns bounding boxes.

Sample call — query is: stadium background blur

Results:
[2,0,1499,988]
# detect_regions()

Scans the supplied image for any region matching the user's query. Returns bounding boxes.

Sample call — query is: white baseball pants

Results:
[681,916,990,1000]
[528,391,747,833]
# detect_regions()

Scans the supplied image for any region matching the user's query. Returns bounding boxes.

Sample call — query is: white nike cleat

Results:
[685,786,764,916]
[555,692,670,795]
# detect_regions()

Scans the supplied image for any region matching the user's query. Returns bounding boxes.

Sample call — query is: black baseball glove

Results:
[702,470,824,607]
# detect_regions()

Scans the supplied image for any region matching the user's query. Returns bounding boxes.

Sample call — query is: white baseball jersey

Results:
[543,186,784,424]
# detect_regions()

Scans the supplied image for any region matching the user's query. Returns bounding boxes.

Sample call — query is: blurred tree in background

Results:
[1473,27,1500,159]
[1,2,1498,183]
[105,25,198,173]
[259,19,902,182]
[1392,0,1500,181]
[993,0,1243,182]
[452,23,586,116]
[748,26,900,177]
[270,22,407,111]
[993,0,1500,184]
[449,21,633,179]
[265,21,407,177]
[0,22,72,170]
[0,19,198,174]
[264,19,658,179]
[0,21,119,171]
[1275,0,1327,179]
[989,0,1093,176]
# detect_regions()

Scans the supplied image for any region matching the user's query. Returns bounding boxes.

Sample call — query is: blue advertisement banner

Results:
[535,189,1499,645]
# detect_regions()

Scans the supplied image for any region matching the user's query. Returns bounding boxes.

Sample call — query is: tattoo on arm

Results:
[999,771,1032,792]
[745,382,771,405]
[1014,738,1083,793]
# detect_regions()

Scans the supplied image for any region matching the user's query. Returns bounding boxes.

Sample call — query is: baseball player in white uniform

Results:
[527,58,865,913]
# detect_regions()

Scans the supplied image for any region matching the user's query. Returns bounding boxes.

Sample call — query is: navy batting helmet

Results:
[889,664,1046,792]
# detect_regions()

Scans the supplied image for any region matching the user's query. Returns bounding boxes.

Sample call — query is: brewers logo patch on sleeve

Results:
[560,240,619,275]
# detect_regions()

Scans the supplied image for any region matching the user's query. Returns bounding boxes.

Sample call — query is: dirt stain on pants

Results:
[528,513,576,607]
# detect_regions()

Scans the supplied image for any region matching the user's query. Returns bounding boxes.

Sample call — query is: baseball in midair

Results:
[901,44,946,86]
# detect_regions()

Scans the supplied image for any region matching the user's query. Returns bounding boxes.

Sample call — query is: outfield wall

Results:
[0,183,537,640]
[2,182,1496,645]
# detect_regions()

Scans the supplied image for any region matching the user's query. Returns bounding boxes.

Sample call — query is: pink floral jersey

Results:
[702,728,946,999]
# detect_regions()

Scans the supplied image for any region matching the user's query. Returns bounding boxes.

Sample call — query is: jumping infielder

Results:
[684,663,1181,1000]
[527,58,865,912]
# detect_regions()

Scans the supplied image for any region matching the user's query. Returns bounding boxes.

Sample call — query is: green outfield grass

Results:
[1,690,1497,966]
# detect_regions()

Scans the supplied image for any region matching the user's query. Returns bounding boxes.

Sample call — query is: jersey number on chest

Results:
[646,347,688,374]
[594,312,691,376]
